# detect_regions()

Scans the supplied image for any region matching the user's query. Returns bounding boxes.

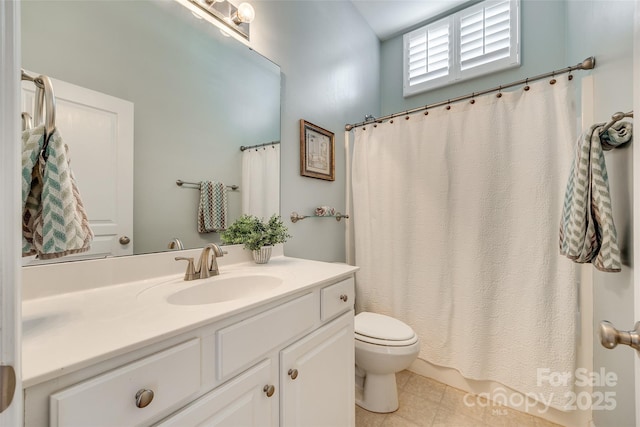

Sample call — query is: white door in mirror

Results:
[21,75,134,261]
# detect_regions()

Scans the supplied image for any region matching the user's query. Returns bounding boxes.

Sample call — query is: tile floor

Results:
[355,371,564,427]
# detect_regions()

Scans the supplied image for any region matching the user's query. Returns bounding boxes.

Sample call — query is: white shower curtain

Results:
[351,78,579,410]
[242,144,280,219]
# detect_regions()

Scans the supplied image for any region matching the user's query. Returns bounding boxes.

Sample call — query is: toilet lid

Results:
[355,312,416,342]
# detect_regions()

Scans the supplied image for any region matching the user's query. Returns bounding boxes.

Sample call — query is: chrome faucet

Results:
[168,238,184,250]
[197,243,225,279]
[175,243,225,281]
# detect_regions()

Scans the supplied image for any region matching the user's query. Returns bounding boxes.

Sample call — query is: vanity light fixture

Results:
[188,0,255,40]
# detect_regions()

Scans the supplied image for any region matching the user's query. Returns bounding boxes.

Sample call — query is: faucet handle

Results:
[175,257,197,281]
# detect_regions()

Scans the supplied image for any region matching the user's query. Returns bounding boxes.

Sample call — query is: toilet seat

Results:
[355,312,418,347]
[355,333,418,347]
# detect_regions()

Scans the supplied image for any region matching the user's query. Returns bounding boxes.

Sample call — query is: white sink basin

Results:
[165,274,283,305]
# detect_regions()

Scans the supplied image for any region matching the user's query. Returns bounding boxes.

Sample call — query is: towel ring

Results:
[33,75,56,139]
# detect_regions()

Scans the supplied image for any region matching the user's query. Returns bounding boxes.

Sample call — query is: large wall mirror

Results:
[21,0,281,263]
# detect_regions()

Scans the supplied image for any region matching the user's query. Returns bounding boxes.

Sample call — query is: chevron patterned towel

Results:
[560,121,633,272]
[24,127,94,259]
[198,181,228,233]
[22,125,46,256]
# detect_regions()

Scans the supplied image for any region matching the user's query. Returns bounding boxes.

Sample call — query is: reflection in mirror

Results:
[21,0,281,263]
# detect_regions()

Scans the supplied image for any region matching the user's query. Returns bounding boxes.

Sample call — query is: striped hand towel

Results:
[198,181,228,233]
[560,122,632,272]
[31,128,93,259]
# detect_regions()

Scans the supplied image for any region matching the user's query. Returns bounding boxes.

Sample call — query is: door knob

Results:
[599,320,640,352]
[288,368,299,380]
[119,236,131,245]
[0,365,16,413]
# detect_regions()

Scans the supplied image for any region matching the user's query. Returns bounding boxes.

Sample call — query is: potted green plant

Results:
[221,214,291,263]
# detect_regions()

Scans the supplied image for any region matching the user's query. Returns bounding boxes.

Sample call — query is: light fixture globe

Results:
[233,2,255,24]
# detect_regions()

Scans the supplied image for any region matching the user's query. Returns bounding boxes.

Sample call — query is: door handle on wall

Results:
[0,365,16,413]
[599,320,640,352]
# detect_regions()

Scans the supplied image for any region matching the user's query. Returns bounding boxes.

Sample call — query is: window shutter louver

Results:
[405,18,451,88]
[460,0,512,71]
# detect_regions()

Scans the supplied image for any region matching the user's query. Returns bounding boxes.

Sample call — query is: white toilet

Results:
[354,312,420,413]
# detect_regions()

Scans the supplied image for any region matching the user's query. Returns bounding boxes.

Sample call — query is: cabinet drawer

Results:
[320,277,354,321]
[217,293,317,379]
[50,339,201,427]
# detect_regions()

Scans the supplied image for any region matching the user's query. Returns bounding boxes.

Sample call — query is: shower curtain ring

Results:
[568,68,574,81]
[405,111,410,120]
[550,73,557,85]
[446,100,451,110]
[470,93,476,104]
[496,86,502,98]
[524,79,530,91]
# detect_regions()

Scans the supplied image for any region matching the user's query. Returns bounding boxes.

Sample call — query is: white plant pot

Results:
[252,245,273,264]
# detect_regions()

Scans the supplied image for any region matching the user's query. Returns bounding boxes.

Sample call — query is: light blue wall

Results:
[250,1,381,262]
[566,2,636,426]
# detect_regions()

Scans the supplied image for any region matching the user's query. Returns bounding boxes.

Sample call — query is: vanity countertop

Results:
[22,255,358,388]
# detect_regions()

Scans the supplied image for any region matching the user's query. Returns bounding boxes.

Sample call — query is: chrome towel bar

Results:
[599,111,634,136]
[176,180,239,190]
[290,211,349,223]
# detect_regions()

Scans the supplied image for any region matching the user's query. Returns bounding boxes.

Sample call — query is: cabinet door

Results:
[280,312,354,427]
[155,359,276,427]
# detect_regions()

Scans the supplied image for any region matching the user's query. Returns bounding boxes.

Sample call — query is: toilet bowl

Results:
[354,312,420,413]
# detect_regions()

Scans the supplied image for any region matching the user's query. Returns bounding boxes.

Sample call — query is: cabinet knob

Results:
[119,236,131,245]
[340,294,348,302]
[135,389,154,408]
[288,368,299,380]
[263,384,275,397]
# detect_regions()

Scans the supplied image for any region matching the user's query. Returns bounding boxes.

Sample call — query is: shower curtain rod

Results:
[240,140,280,151]
[345,56,596,131]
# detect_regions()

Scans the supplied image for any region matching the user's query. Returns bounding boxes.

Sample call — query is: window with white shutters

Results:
[403,0,519,97]
[404,17,452,89]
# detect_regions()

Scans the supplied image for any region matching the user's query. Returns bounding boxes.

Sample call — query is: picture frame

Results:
[300,119,335,181]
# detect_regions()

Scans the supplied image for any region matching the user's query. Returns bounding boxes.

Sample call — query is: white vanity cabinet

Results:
[155,359,275,427]
[279,276,356,426]
[23,274,356,427]
[280,312,354,427]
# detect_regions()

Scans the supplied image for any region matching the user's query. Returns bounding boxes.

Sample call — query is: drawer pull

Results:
[340,294,348,302]
[288,368,299,380]
[135,389,154,408]
[263,384,275,397]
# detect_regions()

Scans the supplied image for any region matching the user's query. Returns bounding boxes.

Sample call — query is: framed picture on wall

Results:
[300,119,335,181]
